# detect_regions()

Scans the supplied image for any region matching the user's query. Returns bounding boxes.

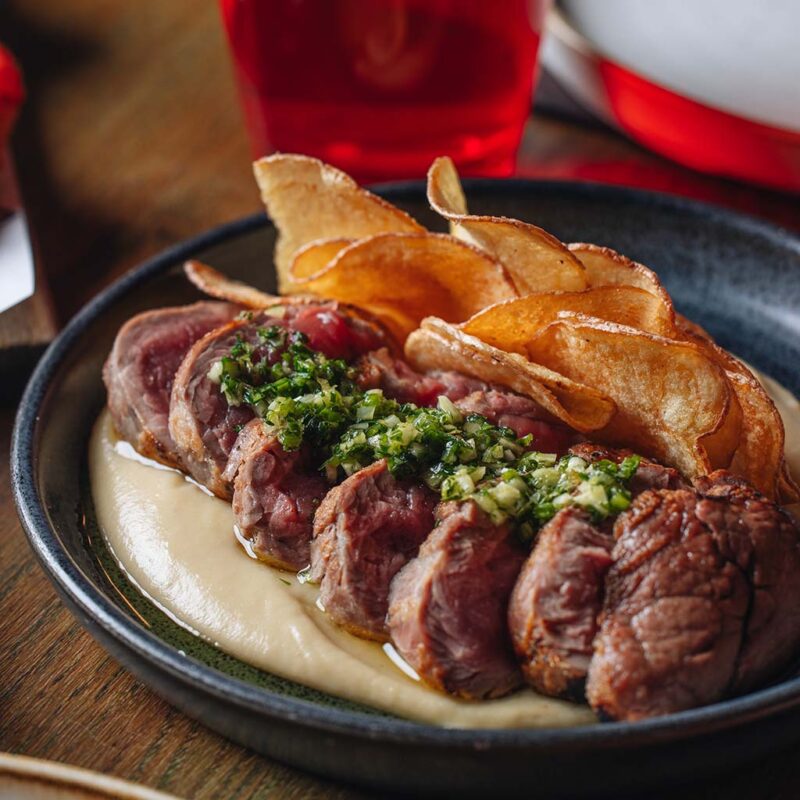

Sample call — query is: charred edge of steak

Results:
[508,507,613,701]
[310,459,438,641]
[587,486,754,721]
[387,500,526,700]
[694,470,800,693]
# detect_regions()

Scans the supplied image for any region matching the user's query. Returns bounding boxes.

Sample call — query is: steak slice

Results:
[586,488,751,721]
[568,442,688,495]
[170,304,382,499]
[356,347,487,406]
[694,471,800,692]
[387,500,526,699]
[103,301,238,467]
[508,508,613,700]
[283,302,385,360]
[457,389,577,453]
[222,419,328,570]
[169,317,261,498]
[310,460,437,640]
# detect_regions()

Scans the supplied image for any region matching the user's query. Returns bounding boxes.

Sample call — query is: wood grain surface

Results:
[1,2,799,798]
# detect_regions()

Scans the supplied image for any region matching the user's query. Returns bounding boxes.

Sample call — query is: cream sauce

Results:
[89,370,800,729]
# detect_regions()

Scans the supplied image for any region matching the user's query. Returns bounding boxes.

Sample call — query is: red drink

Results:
[219,0,547,180]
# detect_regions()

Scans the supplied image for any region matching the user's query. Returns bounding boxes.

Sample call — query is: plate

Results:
[12,181,800,798]
[0,753,178,799]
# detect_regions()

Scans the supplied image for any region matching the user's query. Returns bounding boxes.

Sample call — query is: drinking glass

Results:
[219,0,549,180]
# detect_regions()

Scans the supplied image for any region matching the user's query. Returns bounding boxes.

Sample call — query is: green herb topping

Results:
[209,325,641,536]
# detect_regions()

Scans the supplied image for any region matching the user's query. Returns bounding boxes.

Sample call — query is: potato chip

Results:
[184,260,279,308]
[253,154,423,291]
[678,320,789,499]
[461,285,676,353]
[289,238,353,281]
[568,242,674,311]
[405,317,616,433]
[427,157,587,293]
[292,232,518,342]
[524,314,730,478]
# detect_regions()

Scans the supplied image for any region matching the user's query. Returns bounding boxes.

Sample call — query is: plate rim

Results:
[11,178,800,751]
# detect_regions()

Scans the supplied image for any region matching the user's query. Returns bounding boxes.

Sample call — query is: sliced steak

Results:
[586,488,751,721]
[169,317,261,498]
[568,442,688,495]
[508,508,613,700]
[694,471,800,692]
[310,460,437,640]
[356,348,486,406]
[457,389,577,453]
[387,500,526,699]
[222,419,328,570]
[283,302,385,360]
[170,304,383,498]
[103,301,238,467]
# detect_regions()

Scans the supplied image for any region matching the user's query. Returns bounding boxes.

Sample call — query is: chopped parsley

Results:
[208,326,641,537]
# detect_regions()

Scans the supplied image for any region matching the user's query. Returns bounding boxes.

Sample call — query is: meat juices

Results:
[223,419,328,570]
[103,301,239,468]
[508,508,613,701]
[310,460,438,640]
[387,501,526,700]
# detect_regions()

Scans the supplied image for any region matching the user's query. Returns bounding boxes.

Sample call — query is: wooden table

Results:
[1,2,799,797]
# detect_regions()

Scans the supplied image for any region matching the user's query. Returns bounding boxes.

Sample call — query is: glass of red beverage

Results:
[219,0,549,180]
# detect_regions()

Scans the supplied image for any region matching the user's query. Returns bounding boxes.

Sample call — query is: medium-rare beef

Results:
[169,304,383,498]
[310,460,437,640]
[586,488,751,721]
[222,419,328,570]
[568,442,688,495]
[283,302,385,360]
[387,500,526,699]
[694,471,800,692]
[508,508,613,700]
[103,301,238,467]
[169,317,261,498]
[457,389,577,453]
[356,348,486,406]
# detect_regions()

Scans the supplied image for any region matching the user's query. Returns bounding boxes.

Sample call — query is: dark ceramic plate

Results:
[12,181,800,798]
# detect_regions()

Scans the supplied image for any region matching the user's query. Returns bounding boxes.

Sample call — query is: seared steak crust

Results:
[509,508,613,700]
[310,460,437,640]
[103,301,238,467]
[223,419,328,570]
[387,501,526,699]
[694,471,800,691]
[587,488,751,721]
